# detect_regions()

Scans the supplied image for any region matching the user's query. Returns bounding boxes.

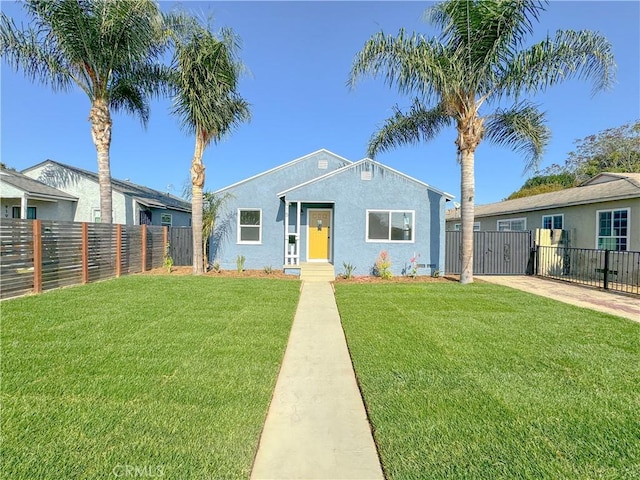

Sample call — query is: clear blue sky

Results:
[1,1,639,205]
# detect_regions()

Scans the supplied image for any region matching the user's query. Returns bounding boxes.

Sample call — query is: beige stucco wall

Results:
[446,198,640,251]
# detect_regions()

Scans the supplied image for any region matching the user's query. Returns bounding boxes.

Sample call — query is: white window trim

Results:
[365,209,415,243]
[237,208,262,244]
[542,214,564,230]
[161,213,173,226]
[497,217,527,231]
[595,207,630,251]
[454,222,480,231]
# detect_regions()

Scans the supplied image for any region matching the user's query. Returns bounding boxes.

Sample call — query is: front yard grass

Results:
[335,282,640,479]
[1,276,300,479]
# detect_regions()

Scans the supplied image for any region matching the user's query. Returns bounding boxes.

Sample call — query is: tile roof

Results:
[446,172,640,220]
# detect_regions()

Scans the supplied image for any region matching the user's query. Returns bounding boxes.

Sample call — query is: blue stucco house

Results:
[211,149,453,277]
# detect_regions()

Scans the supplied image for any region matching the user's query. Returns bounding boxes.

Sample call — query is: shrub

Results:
[163,243,174,273]
[263,265,273,275]
[236,255,245,273]
[374,251,393,279]
[342,262,356,279]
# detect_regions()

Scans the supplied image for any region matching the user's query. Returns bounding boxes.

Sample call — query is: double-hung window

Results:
[497,218,526,231]
[238,209,262,244]
[597,208,629,251]
[542,214,563,230]
[366,210,414,242]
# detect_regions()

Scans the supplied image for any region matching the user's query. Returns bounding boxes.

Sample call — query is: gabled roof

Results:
[0,167,78,201]
[277,158,454,199]
[215,149,352,194]
[23,160,191,213]
[446,172,640,221]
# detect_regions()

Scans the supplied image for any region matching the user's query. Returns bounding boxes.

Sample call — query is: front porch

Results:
[283,200,334,267]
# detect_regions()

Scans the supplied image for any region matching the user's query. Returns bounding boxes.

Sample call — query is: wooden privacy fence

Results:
[169,227,193,266]
[0,219,168,300]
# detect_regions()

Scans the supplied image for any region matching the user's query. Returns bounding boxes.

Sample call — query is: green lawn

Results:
[335,281,640,480]
[1,276,300,480]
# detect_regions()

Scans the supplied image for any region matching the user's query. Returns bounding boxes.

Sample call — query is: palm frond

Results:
[348,29,453,102]
[500,29,616,97]
[0,12,74,92]
[368,100,452,158]
[170,20,251,147]
[485,101,550,172]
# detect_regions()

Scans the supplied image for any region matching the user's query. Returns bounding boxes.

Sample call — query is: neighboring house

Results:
[446,172,640,251]
[211,149,454,276]
[22,160,191,226]
[1,166,77,221]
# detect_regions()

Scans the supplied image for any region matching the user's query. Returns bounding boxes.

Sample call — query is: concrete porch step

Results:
[299,262,335,282]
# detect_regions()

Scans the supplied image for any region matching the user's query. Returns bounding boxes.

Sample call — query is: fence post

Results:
[141,225,147,272]
[116,224,122,277]
[603,250,610,290]
[32,219,42,293]
[164,226,169,249]
[82,222,89,284]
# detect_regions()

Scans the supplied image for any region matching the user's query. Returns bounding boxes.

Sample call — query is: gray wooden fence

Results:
[1,219,167,300]
[169,227,193,266]
[446,230,533,275]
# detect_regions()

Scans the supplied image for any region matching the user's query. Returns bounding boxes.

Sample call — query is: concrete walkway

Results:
[251,282,384,480]
[479,276,639,323]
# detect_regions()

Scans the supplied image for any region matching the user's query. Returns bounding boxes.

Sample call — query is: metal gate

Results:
[446,231,533,275]
[169,227,193,266]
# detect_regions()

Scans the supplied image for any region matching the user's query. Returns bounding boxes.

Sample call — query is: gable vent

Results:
[318,159,328,169]
[361,170,372,180]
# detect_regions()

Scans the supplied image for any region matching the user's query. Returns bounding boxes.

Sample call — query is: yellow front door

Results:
[308,210,331,260]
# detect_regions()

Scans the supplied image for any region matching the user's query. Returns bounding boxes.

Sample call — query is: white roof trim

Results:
[214,149,353,194]
[277,158,454,199]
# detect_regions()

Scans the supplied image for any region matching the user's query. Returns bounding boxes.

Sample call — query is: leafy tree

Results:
[1,0,170,223]
[567,120,640,182]
[506,172,576,199]
[349,0,614,284]
[169,18,250,274]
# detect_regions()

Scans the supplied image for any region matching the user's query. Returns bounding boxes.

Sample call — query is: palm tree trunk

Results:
[89,99,113,223]
[459,149,475,284]
[191,136,206,274]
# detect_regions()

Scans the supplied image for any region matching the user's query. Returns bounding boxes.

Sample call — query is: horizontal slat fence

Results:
[0,219,168,300]
[41,221,83,292]
[0,219,34,299]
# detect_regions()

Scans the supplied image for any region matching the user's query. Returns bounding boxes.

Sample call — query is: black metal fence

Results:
[536,246,640,294]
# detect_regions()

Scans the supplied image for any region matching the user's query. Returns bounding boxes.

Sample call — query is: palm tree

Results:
[349,0,615,284]
[169,20,250,274]
[202,192,233,272]
[1,0,169,223]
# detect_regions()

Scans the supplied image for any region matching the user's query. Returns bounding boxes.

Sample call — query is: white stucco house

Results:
[22,160,191,226]
[1,166,77,221]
